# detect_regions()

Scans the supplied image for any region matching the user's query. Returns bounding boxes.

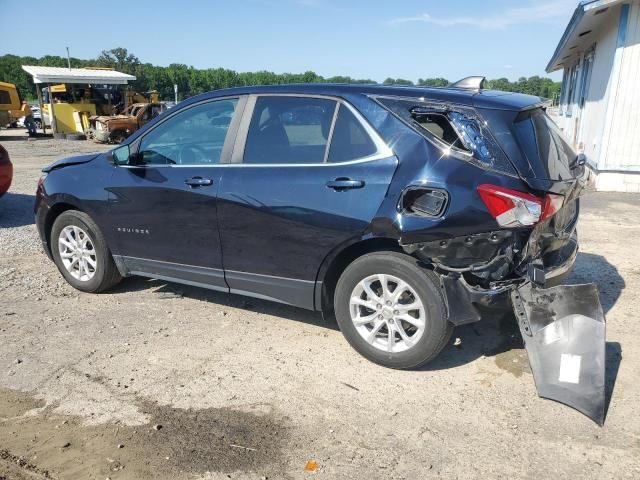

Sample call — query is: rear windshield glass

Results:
[514,109,575,180]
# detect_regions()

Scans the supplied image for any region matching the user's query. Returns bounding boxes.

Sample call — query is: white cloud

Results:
[503,64,514,69]
[389,1,576,30]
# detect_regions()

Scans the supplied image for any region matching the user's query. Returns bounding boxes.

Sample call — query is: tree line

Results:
[0,48,561,101]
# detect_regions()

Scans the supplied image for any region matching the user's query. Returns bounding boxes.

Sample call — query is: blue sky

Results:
[0,0,577,81]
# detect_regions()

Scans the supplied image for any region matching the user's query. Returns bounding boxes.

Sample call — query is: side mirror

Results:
[112,145,130,165]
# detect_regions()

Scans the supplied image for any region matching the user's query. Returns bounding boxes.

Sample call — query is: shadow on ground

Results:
[108,247,623,421]
[0,132,51,141]
[0,193,36,227]
[569,252,625,313]
[111,250,624,369]
[111,276,329,330]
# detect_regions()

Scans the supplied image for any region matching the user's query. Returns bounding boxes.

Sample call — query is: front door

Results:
[217,95,398,308]
[107,96,243,290]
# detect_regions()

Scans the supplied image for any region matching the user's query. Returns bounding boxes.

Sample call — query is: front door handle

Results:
[185,177,213,187]
[326,178,365,191]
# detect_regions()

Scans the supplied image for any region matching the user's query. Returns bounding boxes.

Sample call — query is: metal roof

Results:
[21,65,136,84]
[175,83,542,112]
[546,0,625,72]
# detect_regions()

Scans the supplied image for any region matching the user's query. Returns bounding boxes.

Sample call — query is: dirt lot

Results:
[1,128,639,479]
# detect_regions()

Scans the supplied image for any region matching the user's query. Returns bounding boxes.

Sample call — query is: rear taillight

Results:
[477,184,563,228]
[541,193,564,220]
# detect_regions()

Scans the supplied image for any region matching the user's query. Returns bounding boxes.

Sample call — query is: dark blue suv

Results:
[35,79,606,421]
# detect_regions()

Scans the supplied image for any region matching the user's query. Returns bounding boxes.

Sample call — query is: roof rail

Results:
[449,76,486,91]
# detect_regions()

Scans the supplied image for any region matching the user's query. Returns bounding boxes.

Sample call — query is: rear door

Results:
[107,96,245,290]
[217,95,398,309]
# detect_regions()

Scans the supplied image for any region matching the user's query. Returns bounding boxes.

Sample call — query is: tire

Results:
[334,252,453,369]
[50,211,122,293]
[65,133,86,141]
[34,119,42,129]
[110,130,127,144]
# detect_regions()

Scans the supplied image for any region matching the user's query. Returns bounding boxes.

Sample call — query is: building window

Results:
[564,63,580,117]
[578,47,596,109]
[559,69,570,115]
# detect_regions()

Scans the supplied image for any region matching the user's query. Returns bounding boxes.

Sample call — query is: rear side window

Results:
[412,112,466,151]
[376,97,516,175]
[328,105,378,162]
[244,96,336,164]
[377,98,468,152]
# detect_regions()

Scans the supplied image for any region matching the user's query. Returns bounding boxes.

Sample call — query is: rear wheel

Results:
[334,252,452,369]
[51,211,122,293]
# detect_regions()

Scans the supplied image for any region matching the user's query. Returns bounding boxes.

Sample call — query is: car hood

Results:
[42,153,101,173]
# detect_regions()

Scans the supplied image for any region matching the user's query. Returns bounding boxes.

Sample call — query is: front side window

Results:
[136,98,238,166]
[243,96,336,164]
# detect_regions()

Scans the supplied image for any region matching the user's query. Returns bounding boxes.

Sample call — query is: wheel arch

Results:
[315,236,403,315]
[42,201,84,256]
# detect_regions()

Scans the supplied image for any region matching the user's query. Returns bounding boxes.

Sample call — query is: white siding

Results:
[554,4,621,170]
[606,0,640,170]
[578,7,620,168]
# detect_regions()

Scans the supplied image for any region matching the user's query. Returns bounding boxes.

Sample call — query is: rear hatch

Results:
[477,101,606,425]
[476,104,587,191]
[477,104,589,252]
[512,107,580,183]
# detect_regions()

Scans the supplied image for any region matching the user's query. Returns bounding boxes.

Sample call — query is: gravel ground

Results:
[1,128,639,479]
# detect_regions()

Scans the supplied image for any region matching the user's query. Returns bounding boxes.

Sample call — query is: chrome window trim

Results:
[116,94,245,169]
[120,153,393,168]
[115,93,394,169]
[323,102,340,163]
[237,93,394,167]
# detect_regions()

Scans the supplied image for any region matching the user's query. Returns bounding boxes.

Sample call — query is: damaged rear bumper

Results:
[405,215,605,425]
[404,229,579,325]
[403,223,606,423]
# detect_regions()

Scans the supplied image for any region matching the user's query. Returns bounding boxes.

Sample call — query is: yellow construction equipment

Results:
[0,82,23,127]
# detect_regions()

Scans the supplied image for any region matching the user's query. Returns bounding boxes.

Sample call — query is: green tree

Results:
[417,77,449,87]
[0,49,561,101]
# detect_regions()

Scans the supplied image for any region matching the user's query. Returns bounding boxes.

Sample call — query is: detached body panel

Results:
[512,283,606,424]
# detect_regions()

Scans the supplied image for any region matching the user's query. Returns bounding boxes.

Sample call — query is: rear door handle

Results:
[326,178,365,190]
[185,177,213,187]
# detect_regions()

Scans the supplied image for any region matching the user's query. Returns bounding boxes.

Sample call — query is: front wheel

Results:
[51,210,122,293]
[334,252,452,369]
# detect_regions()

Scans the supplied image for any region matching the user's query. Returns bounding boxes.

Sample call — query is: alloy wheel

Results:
[58,225,98,281]
[349,274,426,353]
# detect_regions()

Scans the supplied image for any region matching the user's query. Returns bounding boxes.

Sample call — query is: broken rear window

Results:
[375,97,516,176]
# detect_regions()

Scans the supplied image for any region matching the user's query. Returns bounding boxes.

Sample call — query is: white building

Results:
[547,0,640,191]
